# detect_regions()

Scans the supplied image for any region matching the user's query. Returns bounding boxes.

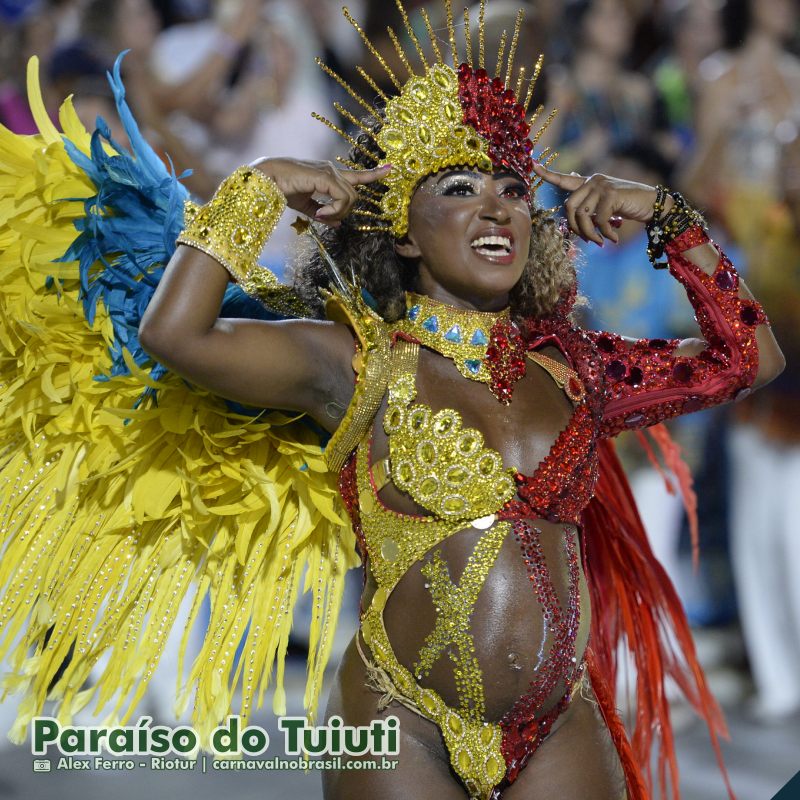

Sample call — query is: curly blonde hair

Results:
[292,117,577,324]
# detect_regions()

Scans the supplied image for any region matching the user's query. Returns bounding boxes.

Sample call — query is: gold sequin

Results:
[312,3,556,239]
[413,524,506,719]
[177,167,309,316]
[385,340,516,521]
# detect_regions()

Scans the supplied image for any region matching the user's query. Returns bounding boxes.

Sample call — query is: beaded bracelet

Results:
[177,166,310,316]
[646,186,707,269]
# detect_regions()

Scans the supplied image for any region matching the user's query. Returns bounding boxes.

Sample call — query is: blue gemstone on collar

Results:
[444,324,463,343]
[465,359,482,375]
[422,315,439,333]
[408,304,421,322]
[470,328,488,346]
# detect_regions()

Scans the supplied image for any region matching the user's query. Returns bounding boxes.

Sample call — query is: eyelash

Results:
[441,180,478,196]
[441,181,527,198]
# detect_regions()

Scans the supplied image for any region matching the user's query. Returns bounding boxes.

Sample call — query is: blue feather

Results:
[50,52,299,419]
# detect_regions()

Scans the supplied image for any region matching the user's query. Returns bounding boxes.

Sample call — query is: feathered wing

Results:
[0,56,359,746]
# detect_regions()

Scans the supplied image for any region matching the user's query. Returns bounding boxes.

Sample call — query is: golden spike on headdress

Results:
[316,59,375,115]
[463,7,473,67]
[360,196,384,210]
[543,150,558,167]
[478,0,486,69]
[524,54,544,112]
[358,185,385,200]
[311,113,375,160]
[334,102,377,139]
[356,66,389,104]
[420,8,443,65]
[355,224,390,233]
[505,9,524,87]
[343,7,402,90]
[387,26,415,78]
[337,156,362,170]
[532,108,558,147]
[444,0,459,66]
[528,102,544,128]
[352,209,392,220]
[515,66,526,100]
[394,0,428,69]
[495,31,508,77]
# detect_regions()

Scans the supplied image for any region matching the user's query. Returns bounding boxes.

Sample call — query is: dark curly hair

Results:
[290,115,577,324]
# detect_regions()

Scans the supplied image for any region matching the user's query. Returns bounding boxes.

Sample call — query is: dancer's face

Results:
[396,167,532,311]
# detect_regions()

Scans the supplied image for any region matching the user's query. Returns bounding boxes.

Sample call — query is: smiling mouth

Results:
[470,235,513,256]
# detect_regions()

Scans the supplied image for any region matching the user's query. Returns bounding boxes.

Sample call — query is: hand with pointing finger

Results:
[531,161,674,247]
[250,157,392,228]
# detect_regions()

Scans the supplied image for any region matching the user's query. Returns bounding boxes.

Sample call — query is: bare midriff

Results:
[363,517,592,722]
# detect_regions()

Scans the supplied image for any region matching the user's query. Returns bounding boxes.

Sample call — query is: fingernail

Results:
[380,163,393,170]
[315,209,333,219]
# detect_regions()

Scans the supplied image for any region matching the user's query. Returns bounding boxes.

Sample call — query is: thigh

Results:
[500,689,626,800]
[322,636,468,800]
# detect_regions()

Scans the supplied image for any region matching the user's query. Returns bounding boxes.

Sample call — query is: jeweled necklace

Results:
[394,293,527,404]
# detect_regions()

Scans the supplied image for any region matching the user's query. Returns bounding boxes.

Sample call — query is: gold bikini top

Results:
[322,292,583,510]
[378,338,517,521]
[371,338,583,522]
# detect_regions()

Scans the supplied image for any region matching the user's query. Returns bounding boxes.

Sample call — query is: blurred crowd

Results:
[2,0,800,728]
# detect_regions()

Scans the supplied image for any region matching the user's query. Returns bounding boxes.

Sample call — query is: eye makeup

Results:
[430,171,482,196]
[422,170,529,199]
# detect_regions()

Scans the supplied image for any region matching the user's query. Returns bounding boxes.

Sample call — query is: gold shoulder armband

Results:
[178,166,310,317]
[323,291,391,472]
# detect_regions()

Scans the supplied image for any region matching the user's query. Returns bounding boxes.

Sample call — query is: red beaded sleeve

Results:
[586,226,768,437]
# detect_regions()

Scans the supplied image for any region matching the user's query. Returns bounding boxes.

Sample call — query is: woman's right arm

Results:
[138,158,391,429]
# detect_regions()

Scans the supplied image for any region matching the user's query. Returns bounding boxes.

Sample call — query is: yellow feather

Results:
[0,61,359,750]
[25,57,60,145]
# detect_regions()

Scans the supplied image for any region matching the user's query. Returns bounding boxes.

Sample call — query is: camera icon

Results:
[33,759,51,772]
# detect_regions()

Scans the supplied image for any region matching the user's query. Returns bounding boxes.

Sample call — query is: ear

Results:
[394,233,421,260]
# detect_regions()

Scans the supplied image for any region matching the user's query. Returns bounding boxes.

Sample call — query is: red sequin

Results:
[457,63,534,184]
[584,229,769,436]
[486,317,528,404]
[495,522,582,787]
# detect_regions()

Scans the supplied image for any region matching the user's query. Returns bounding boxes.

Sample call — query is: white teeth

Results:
[471,235,512,253]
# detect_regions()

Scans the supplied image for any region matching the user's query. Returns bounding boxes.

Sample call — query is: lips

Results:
[470,228,515,263]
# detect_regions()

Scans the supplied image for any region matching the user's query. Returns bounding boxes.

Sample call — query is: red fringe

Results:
[635,425,700,569]
[586,648,649,800]
[583,432,734,800]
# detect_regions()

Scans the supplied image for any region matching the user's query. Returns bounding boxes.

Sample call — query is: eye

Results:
[441,179,478,196]
[500,182,528,199]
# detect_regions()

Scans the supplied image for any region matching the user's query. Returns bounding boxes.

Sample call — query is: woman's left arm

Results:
[532,164,785,436]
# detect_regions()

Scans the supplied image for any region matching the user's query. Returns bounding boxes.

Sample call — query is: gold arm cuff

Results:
[177,166,309,316]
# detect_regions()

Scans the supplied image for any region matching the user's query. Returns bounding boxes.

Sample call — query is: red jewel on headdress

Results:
[457,63,534,187]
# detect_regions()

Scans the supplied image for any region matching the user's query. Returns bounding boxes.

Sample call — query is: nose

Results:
[478,184,511,222]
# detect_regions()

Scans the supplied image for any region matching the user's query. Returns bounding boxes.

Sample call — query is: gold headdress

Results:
[313,0,557,237]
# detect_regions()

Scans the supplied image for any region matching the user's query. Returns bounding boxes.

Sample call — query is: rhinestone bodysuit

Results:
[334,230,766,800]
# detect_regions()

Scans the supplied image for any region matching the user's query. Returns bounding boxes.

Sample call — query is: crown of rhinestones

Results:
[313,0,558,237]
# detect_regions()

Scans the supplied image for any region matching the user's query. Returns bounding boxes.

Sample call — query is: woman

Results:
[136,9,783,799]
